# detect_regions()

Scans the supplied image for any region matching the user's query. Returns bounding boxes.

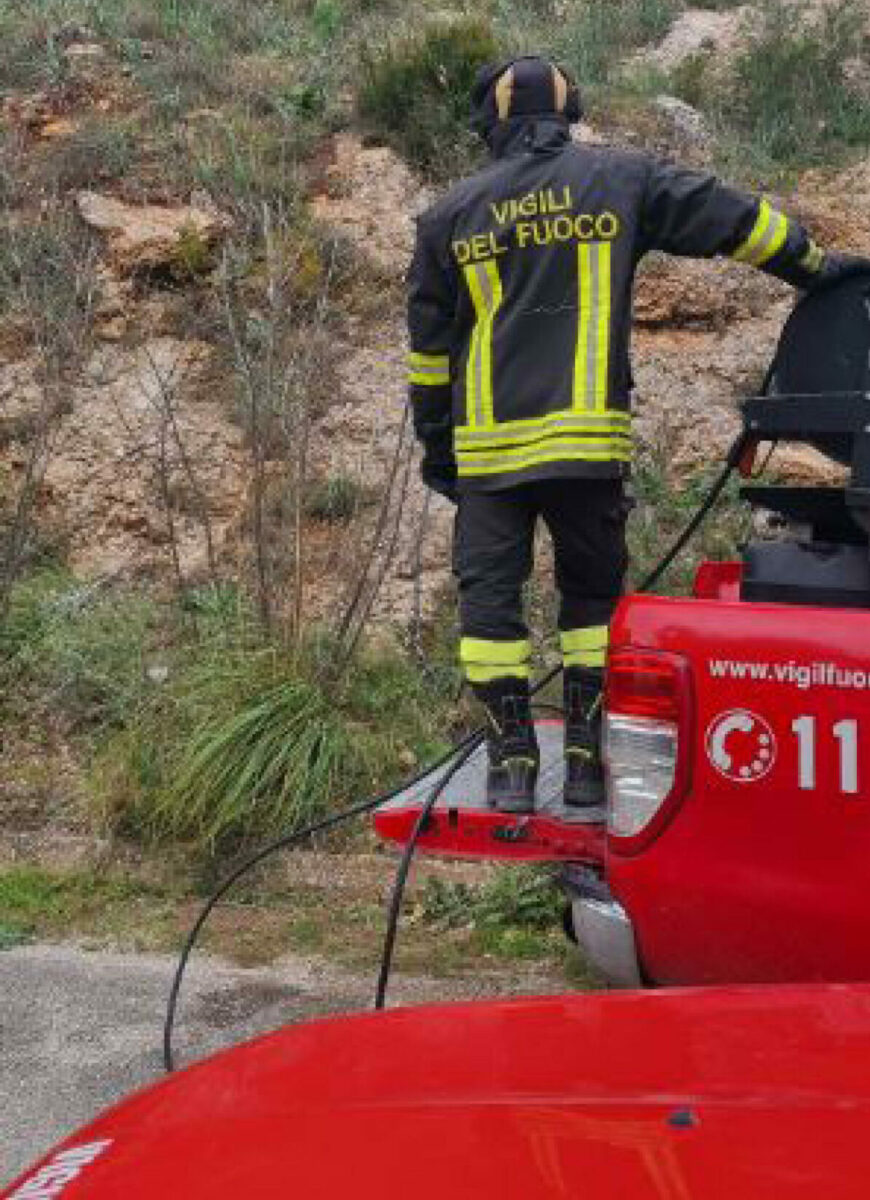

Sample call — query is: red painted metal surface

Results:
[608,592,870,985]
[7,985,870,1199]
[374,801,605,863]
[692,560,743,601]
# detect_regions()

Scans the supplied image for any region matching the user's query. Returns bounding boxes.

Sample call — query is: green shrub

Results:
[91,621,455,850]
[628,435,751,596]
[0,571,159,732]
[553,0,680,86]
[185,111,308,236]
[143,673,355,846]
[96,647,452,849]
[0,211,96,358]
[357,17,498,176]
[421,865,563,933]
[304,475,371,523]
[668,50,711,111]
[0,14,69,91]
[3,566,455,850]
[45,121,136,191]
[715,0,870,168]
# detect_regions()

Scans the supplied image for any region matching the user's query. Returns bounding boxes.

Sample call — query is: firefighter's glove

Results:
[812,252,870,292]
[421,444,458,504]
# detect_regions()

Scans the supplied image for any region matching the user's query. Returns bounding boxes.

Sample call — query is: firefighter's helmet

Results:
[471,56,582,137]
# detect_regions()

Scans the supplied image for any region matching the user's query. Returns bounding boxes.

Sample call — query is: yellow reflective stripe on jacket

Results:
[561,625,609,669]
[409,369,450,385]
[799,240,825,273]
[408,351,450,386]
[410,352,450,369]
[454,410,629,452]
[574,241,612,412]
[455,407,629,438]
[457,434,631,478]
[460,637,531,684]
[464,260,504,427]
[732,200,790,267]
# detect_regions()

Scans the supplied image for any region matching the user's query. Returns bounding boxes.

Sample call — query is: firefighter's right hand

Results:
[421,455,458,504]
[812,252,870,291]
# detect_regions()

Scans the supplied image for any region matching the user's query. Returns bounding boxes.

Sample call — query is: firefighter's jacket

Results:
[407,116,829,491]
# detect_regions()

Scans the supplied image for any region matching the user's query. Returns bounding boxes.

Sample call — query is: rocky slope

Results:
[3,10,870,632]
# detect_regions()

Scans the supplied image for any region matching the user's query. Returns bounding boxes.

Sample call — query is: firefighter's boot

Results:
[476,679,539,814]
[564,667,606,808]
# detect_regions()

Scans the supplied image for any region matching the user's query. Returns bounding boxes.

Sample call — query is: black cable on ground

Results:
[163,729,483,1073]
[374,731,485,1010]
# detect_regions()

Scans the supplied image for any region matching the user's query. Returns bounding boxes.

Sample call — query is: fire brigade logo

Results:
[705,709,777,784]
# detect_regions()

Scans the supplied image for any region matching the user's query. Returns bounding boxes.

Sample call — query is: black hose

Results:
[163,728,482,1073]
[374,731,485,1010]
[637,432,750,594]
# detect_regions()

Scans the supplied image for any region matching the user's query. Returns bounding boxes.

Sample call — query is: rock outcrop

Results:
[76,191,231,276]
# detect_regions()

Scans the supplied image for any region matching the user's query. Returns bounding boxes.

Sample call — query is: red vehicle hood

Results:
[6,985,870,1199]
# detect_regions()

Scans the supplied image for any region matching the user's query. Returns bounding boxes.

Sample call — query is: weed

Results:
[43,120,136,191]
[304,475,372,523]
[730,1,870,167]
[628,435,751,595]
[357,17,498,177]
[149,673,355,845]
[80,606,455,850]
[0,866,154,936]
[681,0,870,174]
[0,210,97,362]
[668,51,711,112]
[0,923,30,950]
[549,0,680,86]
[420,865,564,933]
[0,571,160,733]
[185,111,307,237]
[0,14,69,91]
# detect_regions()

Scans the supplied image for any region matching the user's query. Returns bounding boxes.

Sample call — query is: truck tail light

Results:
[604,649,693,845]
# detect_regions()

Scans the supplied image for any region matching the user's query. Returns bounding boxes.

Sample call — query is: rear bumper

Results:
[562,867,643,988]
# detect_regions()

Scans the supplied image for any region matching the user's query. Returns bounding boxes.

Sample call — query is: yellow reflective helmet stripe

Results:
[733,200,790,267]
[561,625,610,669]
[495,66,515,121]
[574,241,612,412]
[460,637,531,684]
[464,260,504,428]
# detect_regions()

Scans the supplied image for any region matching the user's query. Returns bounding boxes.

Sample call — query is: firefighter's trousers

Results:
[454,479,629,685]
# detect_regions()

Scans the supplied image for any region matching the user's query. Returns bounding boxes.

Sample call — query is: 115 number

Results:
[791,717,860,795]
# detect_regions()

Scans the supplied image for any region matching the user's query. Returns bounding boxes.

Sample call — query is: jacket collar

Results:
[488,115,571,160]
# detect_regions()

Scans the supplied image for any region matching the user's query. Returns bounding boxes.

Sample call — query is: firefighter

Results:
[407,55,866,814]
